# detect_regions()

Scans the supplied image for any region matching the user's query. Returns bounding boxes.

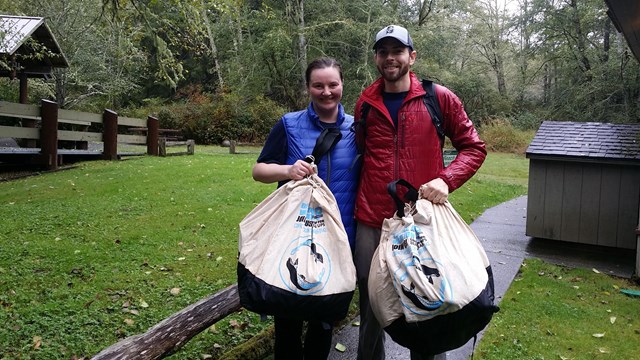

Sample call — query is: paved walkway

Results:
[328,195,636,360]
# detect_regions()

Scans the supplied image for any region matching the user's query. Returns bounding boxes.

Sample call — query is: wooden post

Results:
[40,99,58,170]
[20,72,37,148]
[102,109,118,160]
[187,139,195,155]
[636,208,640,279]
[147,116,159,156]
[158,138,167,157]
[229,140,236,154]
[19,72,28,104]
[77,124,90,150]
[636,229,639,278]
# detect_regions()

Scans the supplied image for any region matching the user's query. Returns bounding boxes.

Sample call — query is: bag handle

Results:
[387,179,419,217]
[304,128,342,166]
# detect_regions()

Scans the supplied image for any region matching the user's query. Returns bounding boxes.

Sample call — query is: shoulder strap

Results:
[421,79,445,149]
[304,127,342,165]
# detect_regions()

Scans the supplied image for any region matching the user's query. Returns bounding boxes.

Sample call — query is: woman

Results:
[252,57,359,359]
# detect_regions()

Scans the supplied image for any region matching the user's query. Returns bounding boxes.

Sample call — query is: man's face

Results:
[374,38,416,83]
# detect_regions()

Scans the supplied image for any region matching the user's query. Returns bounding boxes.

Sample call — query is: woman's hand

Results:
[287,160,314,180]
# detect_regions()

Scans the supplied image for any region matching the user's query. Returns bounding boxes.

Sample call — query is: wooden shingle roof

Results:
[526,121,640,163]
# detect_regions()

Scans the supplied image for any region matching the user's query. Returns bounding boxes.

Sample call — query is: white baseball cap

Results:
[373,25,414,50]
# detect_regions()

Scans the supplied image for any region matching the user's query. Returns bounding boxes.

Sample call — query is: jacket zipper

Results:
[394,113,404,179]
[326,152,331,186]
[394,133,399,179]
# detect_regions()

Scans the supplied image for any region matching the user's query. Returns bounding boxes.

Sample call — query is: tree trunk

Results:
[602,19,610,63]
[91,285,241,360]
[418,0,436,26]
[55,68,67,107]
[203,6,225,89]
[496,55,507,96]
[570,0,591,80]
[296,0,307,108]
[543,62,551,105]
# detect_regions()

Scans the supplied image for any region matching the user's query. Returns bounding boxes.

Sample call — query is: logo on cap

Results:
[386,26,395,34]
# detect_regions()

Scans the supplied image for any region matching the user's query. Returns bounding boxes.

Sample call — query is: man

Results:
[353,25,487,360]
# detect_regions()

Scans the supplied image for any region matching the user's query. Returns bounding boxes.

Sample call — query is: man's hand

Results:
[419,178,449,204]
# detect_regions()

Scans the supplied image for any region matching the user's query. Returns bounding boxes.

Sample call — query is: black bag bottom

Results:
[385,267,500,355]
[237,262,354,322]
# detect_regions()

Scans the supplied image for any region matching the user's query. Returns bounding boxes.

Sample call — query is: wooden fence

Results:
[0,100,193,170]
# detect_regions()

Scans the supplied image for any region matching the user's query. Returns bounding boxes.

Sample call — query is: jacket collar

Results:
[362,72,426,104]
[307,102,346,128]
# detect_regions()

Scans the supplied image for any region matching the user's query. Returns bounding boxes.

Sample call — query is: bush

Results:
[509,111,543,131]
[202,92,284,145]
[127,92,285,145]
[479,118,536,154]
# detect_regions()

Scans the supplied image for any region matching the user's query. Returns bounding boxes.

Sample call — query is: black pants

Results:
[274,317,333,360]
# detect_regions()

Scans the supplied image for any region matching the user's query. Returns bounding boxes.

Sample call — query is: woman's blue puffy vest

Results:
[282,103,359,248]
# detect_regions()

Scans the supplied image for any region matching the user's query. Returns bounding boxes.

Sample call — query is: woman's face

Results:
[308,66,343,115]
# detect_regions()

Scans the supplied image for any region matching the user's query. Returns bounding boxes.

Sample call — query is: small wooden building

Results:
[526,121,640,250]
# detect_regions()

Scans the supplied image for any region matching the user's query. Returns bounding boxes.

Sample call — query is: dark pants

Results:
[354,222,446,360]
[274,317,333,360]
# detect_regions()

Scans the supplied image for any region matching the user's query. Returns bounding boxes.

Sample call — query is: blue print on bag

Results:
[293,202,327,234]
[278,202,331,295]
[391,225,453,316]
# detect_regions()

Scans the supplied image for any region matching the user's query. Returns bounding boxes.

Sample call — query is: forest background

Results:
[1,0,639,145]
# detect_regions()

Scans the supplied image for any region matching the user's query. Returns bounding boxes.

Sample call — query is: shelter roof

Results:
[0,15,68,78]
[526,121,640,162]
[606,0,640,61]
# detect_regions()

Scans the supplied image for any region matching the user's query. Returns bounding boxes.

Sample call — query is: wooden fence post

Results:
[187,140,195,155]
[40,99,58,170]
[19,73,28,104]
[147,116,159,156]
[76,124,90,150]
[158,138,167,157]
[103,109,119,160]
[20,73,37,148]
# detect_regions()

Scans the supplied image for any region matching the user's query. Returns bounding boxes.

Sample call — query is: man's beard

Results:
[378,62,410,82]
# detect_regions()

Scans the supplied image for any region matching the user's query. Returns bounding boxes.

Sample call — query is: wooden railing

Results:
[0,100,165,170]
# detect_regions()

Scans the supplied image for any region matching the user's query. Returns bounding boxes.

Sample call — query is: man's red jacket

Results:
[354,72,487,228]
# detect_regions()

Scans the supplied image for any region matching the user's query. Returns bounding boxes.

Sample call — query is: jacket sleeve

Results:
[436,86,487,192]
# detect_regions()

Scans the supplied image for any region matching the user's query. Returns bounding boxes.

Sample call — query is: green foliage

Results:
[132,90,284,145]
[477,258,640,360]
[0,79,18,103]
[509,111,543,131]
[479,118,536,154]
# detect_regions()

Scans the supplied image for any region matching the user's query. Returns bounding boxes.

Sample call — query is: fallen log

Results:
[91,284,241,360]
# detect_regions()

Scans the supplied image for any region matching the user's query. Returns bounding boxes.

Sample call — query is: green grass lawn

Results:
[2,148,634,359]
[477,258,640,360]
[0,146,274,359]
